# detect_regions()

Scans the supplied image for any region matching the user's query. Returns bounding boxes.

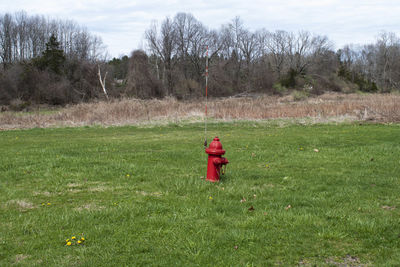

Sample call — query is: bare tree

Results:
[127,50,162,98]
[0,13,15,68]
[287,31,332,74]
[145,17,178,95]
[239,29,258,90]
[173,12,208,81]
[98,65,109,100]
[266,30,290,79]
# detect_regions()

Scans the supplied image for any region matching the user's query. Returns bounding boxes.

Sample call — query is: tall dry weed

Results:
[1,93,399,130]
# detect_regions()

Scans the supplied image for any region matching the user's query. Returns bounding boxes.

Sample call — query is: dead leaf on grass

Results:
[240,197,246,203]
[285,204,292,210]
[314,148,319,152]
[248,206,255,211]
[381,205,396,210]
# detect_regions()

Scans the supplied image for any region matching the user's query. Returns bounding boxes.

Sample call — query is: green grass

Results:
[1,122,400,266]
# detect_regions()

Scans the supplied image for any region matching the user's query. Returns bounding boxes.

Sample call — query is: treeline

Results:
[0,11,107,106]
[338,32,400,92]
[127,14,335,99]
[0,11,104,65]
[126,13,400,99]
[1,11,400,107]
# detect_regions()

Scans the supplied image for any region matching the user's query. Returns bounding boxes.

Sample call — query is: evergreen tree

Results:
[108,56,129,79]
[35,34,66,74]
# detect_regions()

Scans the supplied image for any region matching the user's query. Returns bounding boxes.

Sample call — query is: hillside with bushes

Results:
[1,11,400,108]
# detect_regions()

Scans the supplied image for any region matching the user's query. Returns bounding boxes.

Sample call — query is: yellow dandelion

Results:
[47,203,51,205]
[66,239,70,242]
[71,236,76,240]
[66,242,72,246]
[77,240,82,244]
[126,174,130,177]
[209,196,213,200]
[80,237,85,241]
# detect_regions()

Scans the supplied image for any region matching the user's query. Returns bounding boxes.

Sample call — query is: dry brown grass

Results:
[1,93,399,130]
[7,199,36,210]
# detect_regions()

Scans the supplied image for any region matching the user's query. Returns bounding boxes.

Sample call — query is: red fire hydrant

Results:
[205,136,229,182]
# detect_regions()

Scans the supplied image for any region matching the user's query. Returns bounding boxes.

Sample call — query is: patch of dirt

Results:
[325,255,366,266]
[299,255,368,266]
[67,188,82,193]
[66,181,108,193]
[8,200,35,210]
[15,254,29,263]
[67,183,83,188]
[298,258,313,266]
[381,205,396,210]
[65,182,126,193]
[88,185,109,192]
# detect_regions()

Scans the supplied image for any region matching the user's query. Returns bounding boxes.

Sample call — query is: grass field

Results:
[1,121,400,266]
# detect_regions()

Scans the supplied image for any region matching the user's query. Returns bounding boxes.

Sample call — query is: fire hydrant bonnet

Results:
[205,137,226,155]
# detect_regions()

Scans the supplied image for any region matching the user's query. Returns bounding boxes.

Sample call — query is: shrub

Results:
[280,69,298,88]
[175,79,201,99]
[9,98,31,111]
[292,90,309,101]
[126,50,163,99]
[272,83,287,95]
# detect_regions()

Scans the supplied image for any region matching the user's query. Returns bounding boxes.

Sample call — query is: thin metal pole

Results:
[204,45,209,148]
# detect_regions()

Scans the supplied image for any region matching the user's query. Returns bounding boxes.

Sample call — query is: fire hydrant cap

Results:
[205,136,226,155]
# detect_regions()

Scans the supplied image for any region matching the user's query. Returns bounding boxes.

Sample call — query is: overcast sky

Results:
[1,0,399,58]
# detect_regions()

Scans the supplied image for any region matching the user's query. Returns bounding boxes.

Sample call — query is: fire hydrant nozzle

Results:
[205,136,229,182]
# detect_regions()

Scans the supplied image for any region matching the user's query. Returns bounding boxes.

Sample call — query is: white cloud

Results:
[1,0,400,56]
